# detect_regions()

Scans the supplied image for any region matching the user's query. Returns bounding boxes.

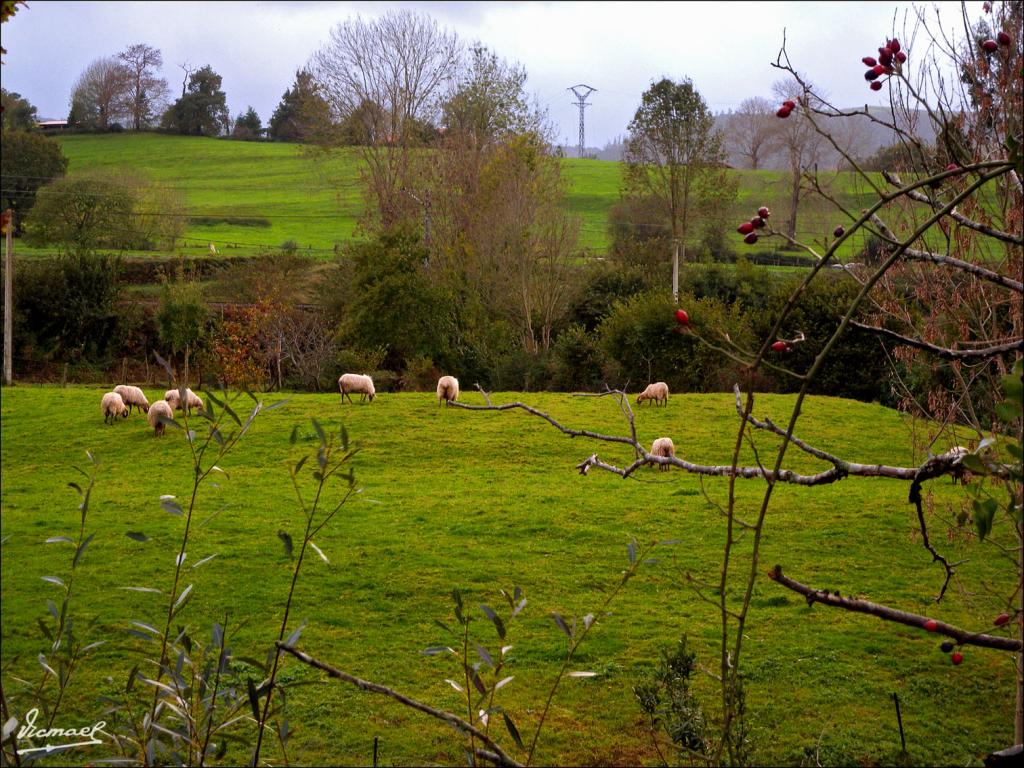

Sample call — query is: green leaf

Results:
[46,536,74,545]
[960,454,986,473]
[286,619,306,646]
[290,425,300,445]
[73,532,95,567]
[161,497,184,516]
[247,678,261,722]
[277,530,293,559]
[126,531,150,543]
[340,424,349,451]
[265,399,288,411]
[312,418,326,447]
[475,643,494,669]
[627,538,637,565]
[503,712,525,749]
[172,584,194,614]
[973,497,998,540]
[479,604,506,640]
[41,575,66,589]
[551,611,572,638]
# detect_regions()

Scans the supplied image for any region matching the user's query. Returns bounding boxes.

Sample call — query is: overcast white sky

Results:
[1,1,983,148]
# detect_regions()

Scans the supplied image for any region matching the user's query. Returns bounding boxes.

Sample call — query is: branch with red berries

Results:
[767,565,1021,654]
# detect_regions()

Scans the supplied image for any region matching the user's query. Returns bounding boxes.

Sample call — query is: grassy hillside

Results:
[28,133,880,260]
[1,385,1016,766]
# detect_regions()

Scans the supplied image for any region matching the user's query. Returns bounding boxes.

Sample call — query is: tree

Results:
[268,70,331,142]
[1,88,38,132]
[67,57,130,131]
[161,65,230,136]
[117,43,170,130]
[156,266,209,387]
[309,8,461,227]
[26,170,186,253]
[0,130,68,234]
[232,106,262,139]
[623,77,736,299]
[771,78,824,240]
[440,44,539,146]
[723,96,781,169]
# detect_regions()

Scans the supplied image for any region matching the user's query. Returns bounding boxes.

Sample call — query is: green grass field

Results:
[1,385,1016,766]
[20,133,883,260]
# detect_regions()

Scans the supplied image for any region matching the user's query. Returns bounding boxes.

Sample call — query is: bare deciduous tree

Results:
[117,43,170,130]
[309,9,461,227]
[723,96,781,170]
[68,57,130,130]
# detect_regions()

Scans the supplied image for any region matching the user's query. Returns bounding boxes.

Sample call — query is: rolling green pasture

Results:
[1,385,1017,766]
[32,134,884,259]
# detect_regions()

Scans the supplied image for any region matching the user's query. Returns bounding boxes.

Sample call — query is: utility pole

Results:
[3,209,13,386]
[567,84,597,159]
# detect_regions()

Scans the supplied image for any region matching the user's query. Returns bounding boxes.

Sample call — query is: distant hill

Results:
[569,107,939,168]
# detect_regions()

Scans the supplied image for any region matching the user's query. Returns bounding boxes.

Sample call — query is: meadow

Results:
[21,133,881,261]
[0,384,1017,766]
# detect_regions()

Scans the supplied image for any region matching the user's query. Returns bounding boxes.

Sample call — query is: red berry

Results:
[782,99,796,110]
[924,619,938,632]
[750,217,765,229]
[758,206,771,218]
[862,56,878,66]
[737,221,755,235]
[896,51,907,63]
[675,309,690,326]
[951,651,964,665]
[872,64,886,76]
[994,612,1010,626]
[833,225,845,237]
[945,163,959,172]
[770,341,788,352]
[776,106,792,118]
[982,39,999,53]
[865,69,880,81]
[879,51,893,67]
[870,81,883,91]
[743,232,758,245]
[889,38,901,53]
[997,31,1011,46]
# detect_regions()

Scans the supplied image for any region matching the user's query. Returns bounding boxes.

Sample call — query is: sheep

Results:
[147,399,174,437]
[114,384,150,415]
[339,373,376,404]
[649,437,676,471]
[164,387,204,414]
[436,375,459,405]
[636,381,669,407]
[101,391,129,424]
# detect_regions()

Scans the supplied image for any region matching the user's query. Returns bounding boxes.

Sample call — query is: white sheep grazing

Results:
[637,381,669,407]
[147,400,174,437]
[650,437,676,471]
[101,391,129,424]
[339,373,376,404]
[164,387,204,414]
[114,385,150,414]
[436,375,459,405]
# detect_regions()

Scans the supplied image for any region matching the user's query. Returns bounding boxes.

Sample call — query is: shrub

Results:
[550,323,608,392]
[598,289,753,393]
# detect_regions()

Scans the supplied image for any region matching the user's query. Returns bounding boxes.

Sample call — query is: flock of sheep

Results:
[99,385,204,437]
[99,373,676,469]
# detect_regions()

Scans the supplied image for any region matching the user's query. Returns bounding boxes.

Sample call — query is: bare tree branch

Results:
[767,566,1021,652]
[276,643,524,767]
[849,321,1024,360]
[884,172,1023,246]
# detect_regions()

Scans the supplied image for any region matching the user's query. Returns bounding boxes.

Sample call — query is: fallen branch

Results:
[276,642,523,767]
[767,566,1022,652]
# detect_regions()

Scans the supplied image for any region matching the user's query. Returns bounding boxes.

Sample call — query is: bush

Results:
[550,323,608,392]
[12,252,125,362]
[598,289,753,393]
